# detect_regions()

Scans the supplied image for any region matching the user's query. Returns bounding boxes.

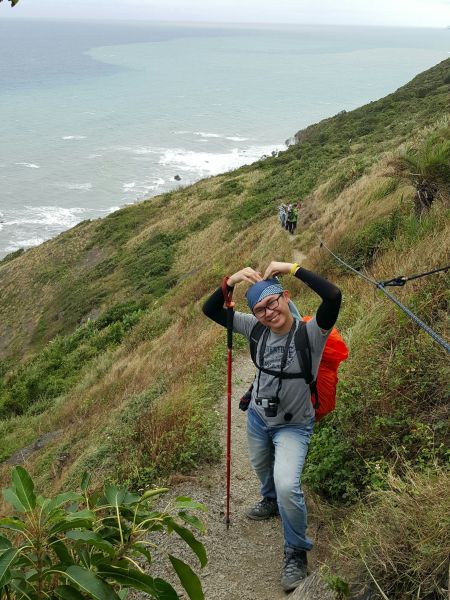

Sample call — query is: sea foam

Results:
[159,143,285,176]
[54,183,93,191]
[15,162,40,169]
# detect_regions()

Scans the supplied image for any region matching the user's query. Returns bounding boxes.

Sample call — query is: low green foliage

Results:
[305,273,449,504]
[304,416,365,503]
[403,132,450,188]
[0,302,144,420]
[90,201,161,248]
[335,209,404,270]
[0,248,24,264]
[121,232,184,296]
[112,340,230,491]
[0,466,207,599]
[322,573,349,599]
[215,179,244,198]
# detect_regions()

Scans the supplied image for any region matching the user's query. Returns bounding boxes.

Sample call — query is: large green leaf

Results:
[169,522,207,567]
[12,466,36,511]
[65,509,96,520]
[178,512,205,534]
[57,565,121,600]
[153,577,181,600]
[43,492,83,514]
[0,535,12,550]
[131,542,152,562]
[49,539,73,565]
[2,488,26,512]
[97,565,159,595]
[174,497,206,512]
[0,517,26,532]
[104,485,126,508]
[48,510,95,535]
[169,555,204,600]
[80,471,91,493]
[10,578,35,599]
[49,519,95,535]
[0,547,21,587]
[140,488,169,501]
[66,530,114,557]
[55,584,87,599]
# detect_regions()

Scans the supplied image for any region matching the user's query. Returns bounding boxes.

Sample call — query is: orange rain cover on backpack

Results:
[302,316,349,420]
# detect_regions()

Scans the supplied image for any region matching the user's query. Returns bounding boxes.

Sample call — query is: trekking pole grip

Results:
[222,277,235,349]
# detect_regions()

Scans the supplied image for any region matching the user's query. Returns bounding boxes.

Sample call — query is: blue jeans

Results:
[247,407,314,551]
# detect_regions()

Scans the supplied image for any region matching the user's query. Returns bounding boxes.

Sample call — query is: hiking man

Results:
[202,260,342,591]
[287,204,298,234]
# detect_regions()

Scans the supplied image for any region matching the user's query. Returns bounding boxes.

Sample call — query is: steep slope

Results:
[0,58,449,598]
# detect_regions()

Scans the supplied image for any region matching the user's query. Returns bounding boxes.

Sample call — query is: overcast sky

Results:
[2,0,450,28]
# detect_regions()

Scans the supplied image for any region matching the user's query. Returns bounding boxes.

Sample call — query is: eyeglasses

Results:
[253,293,284,318]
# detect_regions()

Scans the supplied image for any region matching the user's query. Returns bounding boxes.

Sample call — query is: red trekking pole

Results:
[221,277,234,529]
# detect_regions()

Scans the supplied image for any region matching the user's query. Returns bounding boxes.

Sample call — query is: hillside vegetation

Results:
[0,58,449,597]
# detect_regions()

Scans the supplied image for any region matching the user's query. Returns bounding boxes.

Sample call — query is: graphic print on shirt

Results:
[263,344,297,370]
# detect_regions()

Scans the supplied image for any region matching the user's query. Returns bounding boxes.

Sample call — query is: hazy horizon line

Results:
[0,15,447,31]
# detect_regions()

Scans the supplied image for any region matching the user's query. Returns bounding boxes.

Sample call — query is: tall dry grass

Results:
[336,466,450,599]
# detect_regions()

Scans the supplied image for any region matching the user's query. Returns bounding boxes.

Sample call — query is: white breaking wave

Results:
[122,177,166,197]
[113,146,160,155]
[4,206,88,228]
[54,182,93,191]
[193,132,222,138]
[62,135,87,140]
[173,130,249,142]
[15,162,40,169]
[159,143,285,176]
[5,237,46,252]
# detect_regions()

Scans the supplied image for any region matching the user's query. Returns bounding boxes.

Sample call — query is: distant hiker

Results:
[287,204,298,234]
[285,204,292,230]
[278,204,287,228]
[203,261,342,591]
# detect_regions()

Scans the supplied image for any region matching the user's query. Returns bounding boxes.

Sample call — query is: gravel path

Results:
[133,352,325,600]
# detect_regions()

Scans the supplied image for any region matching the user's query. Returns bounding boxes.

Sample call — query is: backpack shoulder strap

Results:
[249,322,266,366]
[294,321,319,409]
[294,321,312,382]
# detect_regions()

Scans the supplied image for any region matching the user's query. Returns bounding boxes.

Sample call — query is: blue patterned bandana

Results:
[246,278,284,310]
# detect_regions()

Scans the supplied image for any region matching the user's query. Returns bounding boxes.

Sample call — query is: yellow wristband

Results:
[290,262,300,275]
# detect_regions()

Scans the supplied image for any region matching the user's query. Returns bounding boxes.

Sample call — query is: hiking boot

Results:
[281,547,308,591]
[246,497,279,520]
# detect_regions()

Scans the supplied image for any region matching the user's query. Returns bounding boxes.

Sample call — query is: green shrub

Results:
[0,248,24,264]
[0,466,207,599]
[0,303,146,418]
[121,232,184,295]
[336,209,403,270]
[215,179,244,198]
[304,418,365,503]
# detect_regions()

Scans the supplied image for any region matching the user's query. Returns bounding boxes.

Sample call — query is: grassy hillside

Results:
[0,58,449,597]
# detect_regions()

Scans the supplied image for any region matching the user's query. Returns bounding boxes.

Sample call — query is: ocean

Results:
[0,19,448,258]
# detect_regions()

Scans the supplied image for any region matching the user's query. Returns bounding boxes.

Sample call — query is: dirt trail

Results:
[136,353,325,600]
